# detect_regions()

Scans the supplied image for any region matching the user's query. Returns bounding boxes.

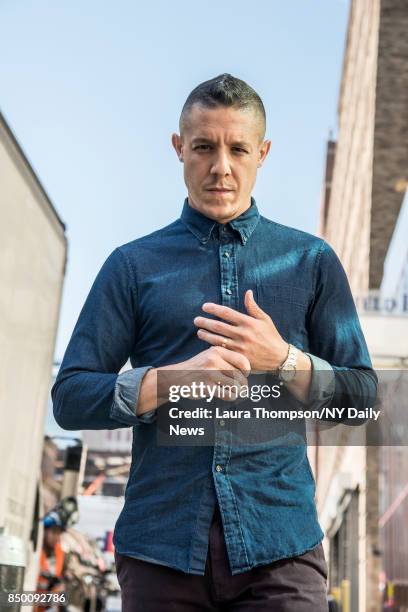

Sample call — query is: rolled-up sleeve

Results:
[112,367,157,425]
[52,247,155,430]
[305,353,335,408]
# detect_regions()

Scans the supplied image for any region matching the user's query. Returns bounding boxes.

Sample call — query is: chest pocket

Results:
[255,282,312,350]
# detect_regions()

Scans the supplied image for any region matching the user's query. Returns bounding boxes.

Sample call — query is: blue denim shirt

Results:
[52,198,376,575]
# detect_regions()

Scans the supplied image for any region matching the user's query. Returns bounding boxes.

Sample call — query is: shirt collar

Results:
[180,197,260,246]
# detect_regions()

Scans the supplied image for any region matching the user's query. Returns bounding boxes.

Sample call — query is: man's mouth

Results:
[206,187,234,192]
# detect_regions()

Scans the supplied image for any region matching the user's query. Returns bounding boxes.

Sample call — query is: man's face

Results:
[172,105,271,223]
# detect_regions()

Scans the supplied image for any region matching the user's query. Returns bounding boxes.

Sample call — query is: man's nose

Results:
[210,151,231,176]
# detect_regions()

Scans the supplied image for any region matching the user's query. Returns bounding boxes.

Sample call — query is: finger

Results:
[219,368,248,387]
[208,364,247,387]
[194,316,237,339]
[196,328,236,350]
[244,289,269,320]
[215,346,251,377]
[201,302,249,325]
[207,369,247,387]
[207,371,247,401]
[216,384,241,402]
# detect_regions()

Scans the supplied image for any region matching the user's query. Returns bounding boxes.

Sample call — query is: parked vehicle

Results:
[0,110,67,601]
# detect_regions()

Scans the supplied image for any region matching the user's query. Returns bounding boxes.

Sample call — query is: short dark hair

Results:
[180,73,266,139]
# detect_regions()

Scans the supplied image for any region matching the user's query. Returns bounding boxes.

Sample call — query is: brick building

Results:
[315,1,408,610]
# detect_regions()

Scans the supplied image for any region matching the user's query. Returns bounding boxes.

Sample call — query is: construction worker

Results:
[35,497,78,612]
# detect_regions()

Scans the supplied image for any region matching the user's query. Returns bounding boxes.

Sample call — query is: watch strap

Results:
[278,344,298,379]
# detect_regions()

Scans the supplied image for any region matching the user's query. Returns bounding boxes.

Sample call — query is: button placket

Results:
[219,227,236,309]
[213,420,230,476]
[213,228,239,541]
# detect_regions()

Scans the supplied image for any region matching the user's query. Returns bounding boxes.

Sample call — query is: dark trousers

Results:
[115,506,329,611]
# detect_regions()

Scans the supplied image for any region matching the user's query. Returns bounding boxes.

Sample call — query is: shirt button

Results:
[225,288,232,295]
[222,226,227,232]
[216,465,223,473]
[223,252,230,258]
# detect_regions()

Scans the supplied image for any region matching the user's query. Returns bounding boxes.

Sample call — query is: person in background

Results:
[35,497,78,612]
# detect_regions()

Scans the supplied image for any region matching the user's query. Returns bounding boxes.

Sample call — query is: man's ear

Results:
[172,133,184,162]
[257,139,272,168]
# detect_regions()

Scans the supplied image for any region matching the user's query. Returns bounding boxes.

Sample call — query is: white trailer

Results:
[0,110,67,596]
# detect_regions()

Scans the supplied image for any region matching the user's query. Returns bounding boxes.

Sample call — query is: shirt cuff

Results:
[110,366,156,426]
[304,353,335,409]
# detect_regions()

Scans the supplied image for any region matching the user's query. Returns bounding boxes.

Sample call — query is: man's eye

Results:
[194,145,211,151]
[232,147,248,154]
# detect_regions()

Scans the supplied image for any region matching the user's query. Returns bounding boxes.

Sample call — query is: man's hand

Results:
[193,289,289,372]
[136,346,251,415]
[179,345,251,379]
[193,290,313,403]
[160,346,251,402]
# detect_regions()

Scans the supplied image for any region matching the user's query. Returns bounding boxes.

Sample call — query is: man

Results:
[53,74,376,611]
[36,524,66,612]
[35,501,75,612]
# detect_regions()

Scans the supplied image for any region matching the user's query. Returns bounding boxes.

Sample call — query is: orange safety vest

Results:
[35,542,65,611]
[39,542,65,578]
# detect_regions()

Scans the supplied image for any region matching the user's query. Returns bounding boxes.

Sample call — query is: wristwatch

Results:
[278,344,298,383]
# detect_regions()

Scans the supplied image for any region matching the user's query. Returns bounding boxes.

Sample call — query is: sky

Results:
[0,0,350,362]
